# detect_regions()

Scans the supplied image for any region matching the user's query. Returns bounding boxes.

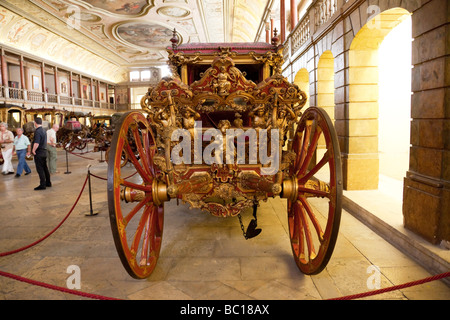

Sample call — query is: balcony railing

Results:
[283,0,343,62]
[291,15,311,55]
[60,96,72,105]
[314,0,337,30]
[47,93,58,103]
[8,87,23,100]
[0,85,116,110]
[28,90,44,102]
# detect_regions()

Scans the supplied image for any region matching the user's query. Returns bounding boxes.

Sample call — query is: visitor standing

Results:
[0,122,15,175]
[47,123,59,174]
[32,118,51,190]
[13,127,32,177]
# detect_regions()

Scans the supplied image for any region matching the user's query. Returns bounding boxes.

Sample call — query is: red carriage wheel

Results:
[75,140,87,150]
[107,111,164,279]
[63,133,76,152]
[287,107,342,275]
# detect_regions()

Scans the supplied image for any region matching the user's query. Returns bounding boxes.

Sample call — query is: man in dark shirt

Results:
[32,118,51,190]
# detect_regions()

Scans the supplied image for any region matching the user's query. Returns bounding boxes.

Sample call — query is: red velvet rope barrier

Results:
[0,269,121,300]
[0,174,89,257]
[0,171,448,300]
[68,150,96,161]
[0,172,121,300]
[328,271,450,300]
[89,170,137,181]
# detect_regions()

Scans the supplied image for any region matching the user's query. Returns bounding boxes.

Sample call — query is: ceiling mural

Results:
[116,22,175,49]
[81,0,151,16]
[0,7,127,83]
[0,0,273,83]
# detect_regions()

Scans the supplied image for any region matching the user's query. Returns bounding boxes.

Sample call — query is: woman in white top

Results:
[0,122,15,175]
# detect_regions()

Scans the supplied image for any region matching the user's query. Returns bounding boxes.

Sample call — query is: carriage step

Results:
[237,203,262,240]
[245,219,262,239]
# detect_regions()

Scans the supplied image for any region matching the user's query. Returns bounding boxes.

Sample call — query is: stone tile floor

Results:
[0,148,449,300]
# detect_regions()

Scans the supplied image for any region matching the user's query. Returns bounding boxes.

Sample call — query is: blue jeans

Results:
[16,149,31,176]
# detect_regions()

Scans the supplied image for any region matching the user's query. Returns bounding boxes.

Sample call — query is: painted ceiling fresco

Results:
[116,22,174,48]
[0,0,273,83]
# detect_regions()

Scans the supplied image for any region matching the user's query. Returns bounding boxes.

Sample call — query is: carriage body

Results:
[22,107,66,144]
[57,111,92,151]
[108,41,343,279]
[0,104,27,164]
[92,113,124,154]
[0,104,26,133]
[91,114,112,153]
[141,43,307,217]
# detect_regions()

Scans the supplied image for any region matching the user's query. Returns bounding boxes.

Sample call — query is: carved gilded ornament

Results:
[137,46,308,217]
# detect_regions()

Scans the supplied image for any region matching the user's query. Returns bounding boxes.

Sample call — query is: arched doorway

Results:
[345,7,412,190]
[290,68,310,150]
[293,68,309,107]
[378,15,412,198]
[317,51,334,122]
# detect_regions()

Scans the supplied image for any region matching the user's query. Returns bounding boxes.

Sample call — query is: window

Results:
[141,70,151,81]
[130,71,140,82]
[160,65,171,78]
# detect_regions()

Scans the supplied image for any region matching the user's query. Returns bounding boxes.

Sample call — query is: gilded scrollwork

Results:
[141,43,308,217]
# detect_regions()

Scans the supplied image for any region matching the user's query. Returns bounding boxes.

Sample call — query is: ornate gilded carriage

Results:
[22,107,66,144]
[57,111,92,151]
[107,39,343,279]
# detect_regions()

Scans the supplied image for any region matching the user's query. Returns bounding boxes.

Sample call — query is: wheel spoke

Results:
[123,195,152,225]
[291,201,306,261]
[297,185,330,198]
[147,205,160,259]
[125,142,151,182]
[142,130,156,177]
[294,121,312,174]
[297,200,316,260]
[298,122,322,177]
[298,196,324,242]
[289,202,300,244]
[132,126,153,179]
[131,205,152,265]
[298,150,330,185]
[120,179,152,193]
[139,204,154,266]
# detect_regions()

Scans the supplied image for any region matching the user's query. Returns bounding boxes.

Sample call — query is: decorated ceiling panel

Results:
[0,0,271,83]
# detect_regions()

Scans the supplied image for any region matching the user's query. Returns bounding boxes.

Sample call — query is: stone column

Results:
[54,66,59,95]
[41,62,46,92]
[19,56,25,89]
[90,78,94,100]
[41,62,47,102]
[1,49,8,89]
[69,71,73,97]
[290,0,297,31]
[403,0,450,244]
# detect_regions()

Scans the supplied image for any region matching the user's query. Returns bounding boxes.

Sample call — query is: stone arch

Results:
[344,7,412,190]
[317,50,334,121]
[293,67,309,107]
